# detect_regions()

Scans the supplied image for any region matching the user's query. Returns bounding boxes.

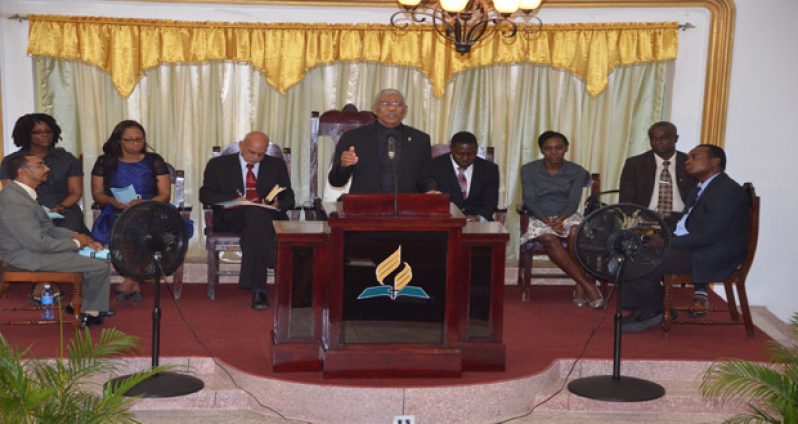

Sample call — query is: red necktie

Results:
[457,167,468,199]
[245,164,259,201]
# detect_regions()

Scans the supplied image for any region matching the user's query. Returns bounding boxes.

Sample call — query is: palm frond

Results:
[702,313,798,424]
[0,328,169,424]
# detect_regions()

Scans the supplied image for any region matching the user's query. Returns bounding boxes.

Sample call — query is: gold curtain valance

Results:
[27,15,678,98]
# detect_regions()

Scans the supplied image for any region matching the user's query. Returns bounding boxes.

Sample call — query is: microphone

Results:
[387,135,396,160]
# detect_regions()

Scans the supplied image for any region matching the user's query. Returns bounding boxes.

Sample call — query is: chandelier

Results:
[391,0,545,54]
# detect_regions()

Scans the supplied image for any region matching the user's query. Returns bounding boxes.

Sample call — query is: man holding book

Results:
[0,155,113,327]
[199,131,295,310]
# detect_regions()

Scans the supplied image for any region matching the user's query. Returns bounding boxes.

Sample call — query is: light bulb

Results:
[493,0,520,14]
[518,0,542,11]
[440,0,470,12]
[398,0,422,7]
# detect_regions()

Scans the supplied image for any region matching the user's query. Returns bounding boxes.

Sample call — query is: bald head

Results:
[239,131,269,165]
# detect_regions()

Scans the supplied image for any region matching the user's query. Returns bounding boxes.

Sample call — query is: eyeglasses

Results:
[378,101,405,108]
[121,137,145,144]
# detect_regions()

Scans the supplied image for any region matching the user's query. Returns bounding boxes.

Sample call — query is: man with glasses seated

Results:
[0,155,113,327]
[328,89,437,194]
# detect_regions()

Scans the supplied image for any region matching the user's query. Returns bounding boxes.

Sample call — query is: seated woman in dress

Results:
[90,120,171,301]
[0,113,89,234]
[520,131,604,308]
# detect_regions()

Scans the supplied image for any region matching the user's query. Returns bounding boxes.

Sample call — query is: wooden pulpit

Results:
[272,194,509,378]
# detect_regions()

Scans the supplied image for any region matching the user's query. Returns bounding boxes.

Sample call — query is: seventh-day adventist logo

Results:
[357,246,430,301]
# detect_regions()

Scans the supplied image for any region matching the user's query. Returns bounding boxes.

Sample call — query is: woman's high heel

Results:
[572,291,589,307]
[588,291,605,309]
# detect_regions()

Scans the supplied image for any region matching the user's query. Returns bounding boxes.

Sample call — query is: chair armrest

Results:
[203,204,214,235]
[584,189,619,215]
[516,204,531,234]
[493,207,508,225]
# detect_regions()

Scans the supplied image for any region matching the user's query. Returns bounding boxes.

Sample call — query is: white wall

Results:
[724,0,798,322]
[1,0,794,321]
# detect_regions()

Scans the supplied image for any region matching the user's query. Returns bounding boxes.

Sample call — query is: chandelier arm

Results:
[466,18,491,46]
[521,15,543,40]
[431,11,455,42]
[391,10,434,27]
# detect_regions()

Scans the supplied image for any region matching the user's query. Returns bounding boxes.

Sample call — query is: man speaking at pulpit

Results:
[328,89,437,194]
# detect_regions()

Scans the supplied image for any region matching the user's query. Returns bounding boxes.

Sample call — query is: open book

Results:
[217,185,286,210]
[265,184,287,202]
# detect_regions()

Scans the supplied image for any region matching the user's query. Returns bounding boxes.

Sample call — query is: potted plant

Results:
[701,313,798,423]
[0,328,165,423]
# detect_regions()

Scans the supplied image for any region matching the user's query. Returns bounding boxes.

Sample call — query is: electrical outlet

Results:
[393,415,416,424]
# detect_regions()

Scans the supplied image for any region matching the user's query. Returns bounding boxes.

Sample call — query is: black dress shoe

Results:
[98,309,116,318]
[251,292,270,311]
[67,304,116,317]
[79,314,104,328]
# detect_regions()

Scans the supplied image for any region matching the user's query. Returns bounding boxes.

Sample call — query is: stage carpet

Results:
[0,283,771,388]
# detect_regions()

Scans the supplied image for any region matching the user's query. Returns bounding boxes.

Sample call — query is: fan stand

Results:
[567,257,665,402]
[106,252,205,398]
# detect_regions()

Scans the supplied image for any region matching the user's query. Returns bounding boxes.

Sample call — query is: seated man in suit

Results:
[328,89,437,194]
[431,131,499,222]
[0,155,113,327]
[619,121,696,228]
[199,131,295,310]
[622,145,749,333]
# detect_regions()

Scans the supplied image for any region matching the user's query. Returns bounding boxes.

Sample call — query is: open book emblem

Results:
[357,246,430,301]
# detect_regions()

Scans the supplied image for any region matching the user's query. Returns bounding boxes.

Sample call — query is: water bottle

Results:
[174,170,185,207]
[41,283,55,321]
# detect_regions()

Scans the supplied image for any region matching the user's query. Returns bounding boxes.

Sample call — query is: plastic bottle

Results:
[41,283,55,321]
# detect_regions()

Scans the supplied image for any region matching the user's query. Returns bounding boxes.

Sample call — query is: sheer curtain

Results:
[35,58,667,258]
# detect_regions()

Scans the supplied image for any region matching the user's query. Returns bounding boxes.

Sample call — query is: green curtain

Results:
[35,58,666,259]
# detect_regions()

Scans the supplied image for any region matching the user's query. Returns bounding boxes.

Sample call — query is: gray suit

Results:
[0,182,110,312]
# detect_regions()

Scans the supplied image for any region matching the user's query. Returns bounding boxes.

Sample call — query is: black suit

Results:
[199,154,295,291]
[328,123,436,193]
[624,172,749,314]
[430,154,499,220]
[619,150,694,226]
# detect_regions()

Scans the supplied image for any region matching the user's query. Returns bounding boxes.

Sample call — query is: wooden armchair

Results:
[0,262,83,328]
[662,182,759,337]
[91,163,192,299]
[516,174,606,302]
[202,143,292,300]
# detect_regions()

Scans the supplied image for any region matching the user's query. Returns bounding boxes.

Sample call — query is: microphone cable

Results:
[497,283,616,423]
[161,278,311,424]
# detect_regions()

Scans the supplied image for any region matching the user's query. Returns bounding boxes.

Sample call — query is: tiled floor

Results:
[111,263,793,424]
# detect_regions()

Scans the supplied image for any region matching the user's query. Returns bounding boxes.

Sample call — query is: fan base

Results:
[568,375,665,402]
[107,371,205,398]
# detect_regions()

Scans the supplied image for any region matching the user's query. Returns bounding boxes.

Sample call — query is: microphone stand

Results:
[388,135,398,217]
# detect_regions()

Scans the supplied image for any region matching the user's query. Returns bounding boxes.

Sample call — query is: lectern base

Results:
[568,375,665,402]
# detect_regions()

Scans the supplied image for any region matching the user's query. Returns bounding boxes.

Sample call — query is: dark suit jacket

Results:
[199,153,295,224]
[619,150,694,207]
[430,154,499,220]
[328,123,436,193]
[671,172,749,283]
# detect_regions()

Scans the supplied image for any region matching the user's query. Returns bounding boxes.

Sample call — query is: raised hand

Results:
[340,146,359,167]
